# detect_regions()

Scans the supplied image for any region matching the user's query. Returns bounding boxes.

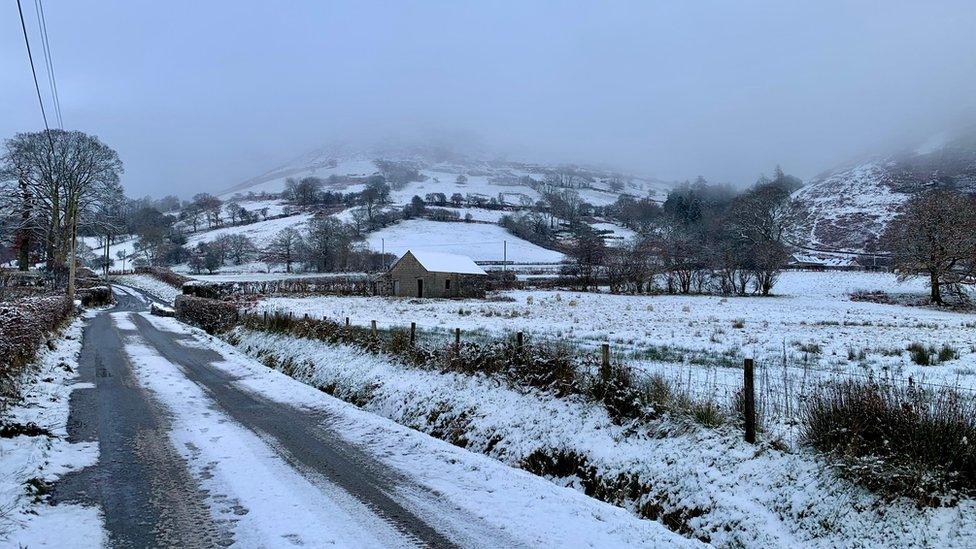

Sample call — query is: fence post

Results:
[743,357,756,444]
[263,310,267,322]
[410,322,416,346]
[454,327,461,350]
[601,343,610,378]
[371,320,377,338]
[516,331,524,349]
[345,316,350,328]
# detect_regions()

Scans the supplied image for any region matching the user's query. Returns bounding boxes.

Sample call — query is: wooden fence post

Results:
[263,310,267,322]
[454,327,461,350]
[743,357,756,444]
[516,331,524,349]
[601,343,610,378]
[345,316,350,328]
[410,322,416,346]
[371,320,377,338]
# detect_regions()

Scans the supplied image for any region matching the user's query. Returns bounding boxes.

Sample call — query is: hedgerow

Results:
[0,296,74,413]
[235,310,712,426]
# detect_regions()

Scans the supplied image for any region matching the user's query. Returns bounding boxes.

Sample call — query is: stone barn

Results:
[376,250,488,298]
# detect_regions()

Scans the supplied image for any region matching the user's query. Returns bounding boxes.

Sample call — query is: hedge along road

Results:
[51,285,696,548]
[51,286,479,547]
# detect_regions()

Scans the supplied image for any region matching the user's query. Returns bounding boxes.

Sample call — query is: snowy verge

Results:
[137,313,697,548]
[0,315,105,548]
[223,326,976,548]
[113,274,181,304]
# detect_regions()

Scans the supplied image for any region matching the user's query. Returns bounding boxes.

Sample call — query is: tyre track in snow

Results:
[52,291,230,548]
[128,312,467,547]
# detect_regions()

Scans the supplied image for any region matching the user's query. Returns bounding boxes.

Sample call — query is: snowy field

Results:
[364,219,564,263]
[253,270,976,430]
[230,305,976,547]
[185,213,313,249]
[80,235,139,263]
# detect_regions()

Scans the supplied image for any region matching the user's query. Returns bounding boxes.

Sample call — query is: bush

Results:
[907,342,933,365]
[79,285,113,307]
[174,295,239,334]
[802,379,976,503]
[0,296,74,412]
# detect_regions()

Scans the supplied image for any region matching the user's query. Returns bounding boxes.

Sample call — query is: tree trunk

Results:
[930,271,942,304]
[18,178,31,271]
[67,218,77,300]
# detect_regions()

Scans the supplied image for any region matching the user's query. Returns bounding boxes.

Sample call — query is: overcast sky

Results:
[3,1,975,197]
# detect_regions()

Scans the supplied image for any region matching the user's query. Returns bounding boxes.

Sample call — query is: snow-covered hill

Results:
[220,141,674,207]
[790,130,976,252]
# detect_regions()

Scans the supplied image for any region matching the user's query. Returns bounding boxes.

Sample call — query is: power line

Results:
[34,0,63,128]
[15,0,52,133]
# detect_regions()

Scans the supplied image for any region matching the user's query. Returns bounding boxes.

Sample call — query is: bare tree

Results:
[263,227,303,273]
[882,188,976,304]
[3,130,123,298]
[726,179,795,296]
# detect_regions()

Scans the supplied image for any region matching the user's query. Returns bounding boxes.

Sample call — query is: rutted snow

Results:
[118,330,412,547]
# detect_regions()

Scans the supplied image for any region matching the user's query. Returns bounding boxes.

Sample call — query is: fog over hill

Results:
[790,126,976,252]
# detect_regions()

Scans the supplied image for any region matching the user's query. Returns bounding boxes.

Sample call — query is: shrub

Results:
[79,285,113,307]
[907,342,933,365]
[802,379,976,503]
[938,344,959,363]
[174,295,239,334]
[0,296,74,412]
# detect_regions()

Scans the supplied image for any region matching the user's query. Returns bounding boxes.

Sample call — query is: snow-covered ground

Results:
[80,235,139,263]
[122,312,696,548]
[591,221,637,243]
[364,219,564,263]
[252,270,976,432]
[113,276,181,305]
[0,316,104,548]
[227,320,976,547]
[233,198,292,218]
[186,213,314,249]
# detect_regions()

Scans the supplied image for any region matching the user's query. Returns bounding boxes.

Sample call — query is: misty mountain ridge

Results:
[220,138,676,205]
[790,127,976,253]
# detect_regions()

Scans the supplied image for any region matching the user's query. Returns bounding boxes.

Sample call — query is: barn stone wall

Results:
[374,254,486,298]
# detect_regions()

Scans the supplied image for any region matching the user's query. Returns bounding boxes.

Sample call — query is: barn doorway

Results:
[417,279,424,298]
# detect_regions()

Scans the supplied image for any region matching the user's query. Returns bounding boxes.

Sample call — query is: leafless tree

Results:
[2,130,123,298]
[263,227,303,273]
[882,188,976,304]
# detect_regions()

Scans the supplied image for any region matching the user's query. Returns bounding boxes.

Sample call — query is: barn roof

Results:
[398,250,488,275]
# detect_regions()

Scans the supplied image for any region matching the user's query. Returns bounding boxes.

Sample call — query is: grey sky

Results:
[3,1,975,197]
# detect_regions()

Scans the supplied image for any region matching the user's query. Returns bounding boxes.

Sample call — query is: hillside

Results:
[790,130,976,252]
[220,142,674,207]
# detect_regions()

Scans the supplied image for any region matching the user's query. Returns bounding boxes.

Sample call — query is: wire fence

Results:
[255,305,976,450]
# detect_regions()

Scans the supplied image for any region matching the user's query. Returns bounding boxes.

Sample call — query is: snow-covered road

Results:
[45,287,696,548]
